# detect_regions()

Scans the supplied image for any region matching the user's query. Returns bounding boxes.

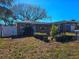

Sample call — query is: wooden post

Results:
[76,32,78,40]
[76,23,78,40]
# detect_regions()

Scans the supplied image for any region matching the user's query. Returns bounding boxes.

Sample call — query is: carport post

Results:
[76,32,77,40]
[74,30,79,40]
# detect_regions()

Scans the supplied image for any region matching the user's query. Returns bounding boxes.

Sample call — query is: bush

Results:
[51,25,58,41]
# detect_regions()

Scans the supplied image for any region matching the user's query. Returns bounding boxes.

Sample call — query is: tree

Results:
[0,0,14,6]
[11,4,48,21]
[0,0,14,25]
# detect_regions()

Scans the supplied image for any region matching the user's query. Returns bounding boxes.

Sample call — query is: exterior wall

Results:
[17,23,52,36]
[17,23,25,36]
[1,25,17,37]
[71,24,76,31]
[17,23,34,36]
[58,24,76,32]
[34,24,52,35]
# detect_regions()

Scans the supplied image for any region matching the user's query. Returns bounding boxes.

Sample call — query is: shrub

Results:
[50,25,58,41]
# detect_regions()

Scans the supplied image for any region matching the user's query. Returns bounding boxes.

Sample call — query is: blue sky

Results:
[15,0,79,22]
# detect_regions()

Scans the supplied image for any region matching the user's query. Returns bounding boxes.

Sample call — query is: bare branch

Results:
[12,4,48,21]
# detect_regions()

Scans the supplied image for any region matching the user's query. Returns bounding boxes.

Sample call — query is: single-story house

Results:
[0,20,52,37]
[53,20,79,32]
[53,20,79,40]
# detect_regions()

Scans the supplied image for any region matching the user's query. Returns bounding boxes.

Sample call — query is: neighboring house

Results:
[53,20,79,33]
[53,20,79,40]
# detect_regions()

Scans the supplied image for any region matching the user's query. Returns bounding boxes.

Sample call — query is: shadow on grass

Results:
[1,34,50,43]
[11,35,33,39]
[55,36,77,43]
[11,35,50,43]
[1,34,77,43]
[34,35,50,43]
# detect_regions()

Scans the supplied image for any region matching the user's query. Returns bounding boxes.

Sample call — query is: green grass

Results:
[0,37,79,59]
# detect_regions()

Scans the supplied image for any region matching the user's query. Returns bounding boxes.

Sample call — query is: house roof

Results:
[16,20,52,25]
[53,20,79,25]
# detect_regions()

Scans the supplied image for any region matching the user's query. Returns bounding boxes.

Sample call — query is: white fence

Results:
[0,25,17,37]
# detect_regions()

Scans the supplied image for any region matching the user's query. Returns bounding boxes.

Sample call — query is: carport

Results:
[74,30,79,40]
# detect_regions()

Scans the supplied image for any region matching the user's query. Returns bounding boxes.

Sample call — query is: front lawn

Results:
[0,37,79,59]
